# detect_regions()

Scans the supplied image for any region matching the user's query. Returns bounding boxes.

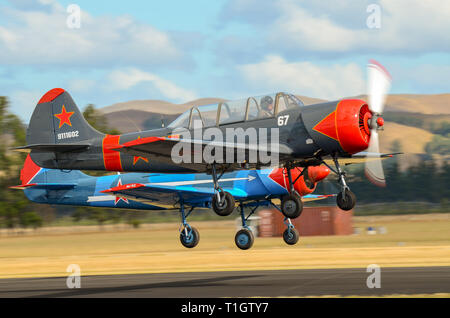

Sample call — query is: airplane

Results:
[12,155,334,250]
[15,60,395,220]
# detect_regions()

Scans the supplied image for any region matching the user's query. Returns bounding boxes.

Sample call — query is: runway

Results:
[0,267,449,297]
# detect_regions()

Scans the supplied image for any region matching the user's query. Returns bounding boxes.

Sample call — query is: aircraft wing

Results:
[112,136,294,172]
[99,181,248,208]
[323,152,401,166]
[302,194,336,202]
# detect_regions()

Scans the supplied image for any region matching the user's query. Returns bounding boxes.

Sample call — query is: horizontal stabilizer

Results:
[13,143,90,153]
[10,183,77,190]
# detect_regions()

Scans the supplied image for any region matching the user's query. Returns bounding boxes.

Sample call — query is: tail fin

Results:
[26,88,103,146]
[9,154,43,189]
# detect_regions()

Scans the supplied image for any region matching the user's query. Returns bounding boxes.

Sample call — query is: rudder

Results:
[26,88,104,146]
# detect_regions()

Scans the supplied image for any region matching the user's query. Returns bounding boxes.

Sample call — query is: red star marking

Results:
[54,105,75,128]
[132,136,149,165]
[114,178,129,205]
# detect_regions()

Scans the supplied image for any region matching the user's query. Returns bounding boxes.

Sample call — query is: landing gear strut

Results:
[211,163,235,216]
[280,164,303,219]
[234,204,255,250]
[282,218,299,245]
[179,204,200,248]
[269,202,300,246]
[331,156,356,211]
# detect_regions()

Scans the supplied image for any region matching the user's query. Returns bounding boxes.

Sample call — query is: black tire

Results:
[235,228,254,250]
[337,190,356,211]
[212,191,235,216]
[283,228,299,245]
[281,194,303,219]
[180,226,200,248]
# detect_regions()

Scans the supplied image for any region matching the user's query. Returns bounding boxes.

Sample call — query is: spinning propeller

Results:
[365,60,392,187]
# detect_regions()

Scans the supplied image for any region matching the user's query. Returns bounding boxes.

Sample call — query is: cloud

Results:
[394,63,450,92]
[0,0,194,69]
[107,68,197,102]
[219,0,450,56]
[238,55,365,100]
[9,89,43,119]
[67,78,97,93]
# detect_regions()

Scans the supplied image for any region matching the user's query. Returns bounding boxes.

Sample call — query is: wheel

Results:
[235,228,254,250]
[180,226,200,248]
[337,190,356,211]
[281,194,303,219]
[212,191,235,216]
[283,228,299,245]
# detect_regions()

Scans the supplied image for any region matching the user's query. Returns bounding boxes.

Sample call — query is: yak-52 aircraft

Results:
[15,60,396,220]
[12,155,333,249]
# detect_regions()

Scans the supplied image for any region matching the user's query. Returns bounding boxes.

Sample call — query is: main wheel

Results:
[283,228,299,245]
[180,226,200,248]
[337,190,356,211]
[281,194,303,219]
[212,191,235,216]
[235,228,254,250]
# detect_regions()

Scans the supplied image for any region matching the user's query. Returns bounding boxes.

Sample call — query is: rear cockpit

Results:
[168,92,304,129]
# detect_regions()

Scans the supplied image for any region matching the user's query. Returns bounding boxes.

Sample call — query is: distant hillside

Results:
[104,110,179,132]
[100,98,225,115]
[379,122,434,153]
[350,94,450,115]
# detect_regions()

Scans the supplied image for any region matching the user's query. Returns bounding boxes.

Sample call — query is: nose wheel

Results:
[282,217,299,245]
[235,228,254,250]
[178,204,200,248]
[283,227,299,245]
[234,203,257,250]
[180,225,200,248]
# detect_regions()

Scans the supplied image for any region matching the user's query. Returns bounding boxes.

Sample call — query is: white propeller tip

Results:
[368,59,392,81]
[365,167,386,187]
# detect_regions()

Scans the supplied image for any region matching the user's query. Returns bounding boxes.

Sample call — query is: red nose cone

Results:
[377,117,384,127]
[308,165,331,183]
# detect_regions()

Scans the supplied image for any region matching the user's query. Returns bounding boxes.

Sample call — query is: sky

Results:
[0,0,449,121]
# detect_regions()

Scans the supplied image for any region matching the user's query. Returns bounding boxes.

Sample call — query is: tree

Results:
[425,135,450,155]
[0,96,31,229]
[83,104,121,135]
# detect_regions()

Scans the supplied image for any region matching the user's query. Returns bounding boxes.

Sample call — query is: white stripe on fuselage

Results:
[147,176,255,187]
[87,195,116,202]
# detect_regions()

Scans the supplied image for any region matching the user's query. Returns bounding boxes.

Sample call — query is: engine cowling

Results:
[301,99,372,155]
[269,165,330,196]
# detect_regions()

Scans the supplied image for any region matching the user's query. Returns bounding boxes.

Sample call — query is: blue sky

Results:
[0,0,449,121]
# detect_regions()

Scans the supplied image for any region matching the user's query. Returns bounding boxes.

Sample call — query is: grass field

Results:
[0,214,449,278]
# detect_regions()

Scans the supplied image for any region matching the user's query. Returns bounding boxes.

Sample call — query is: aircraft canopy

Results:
[168,92,304,129]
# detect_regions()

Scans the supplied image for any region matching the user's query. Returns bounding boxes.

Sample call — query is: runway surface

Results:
[0,267,449,297]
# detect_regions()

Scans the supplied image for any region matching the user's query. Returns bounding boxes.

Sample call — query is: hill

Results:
[350,94,450,115]
[379,122,434,153]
